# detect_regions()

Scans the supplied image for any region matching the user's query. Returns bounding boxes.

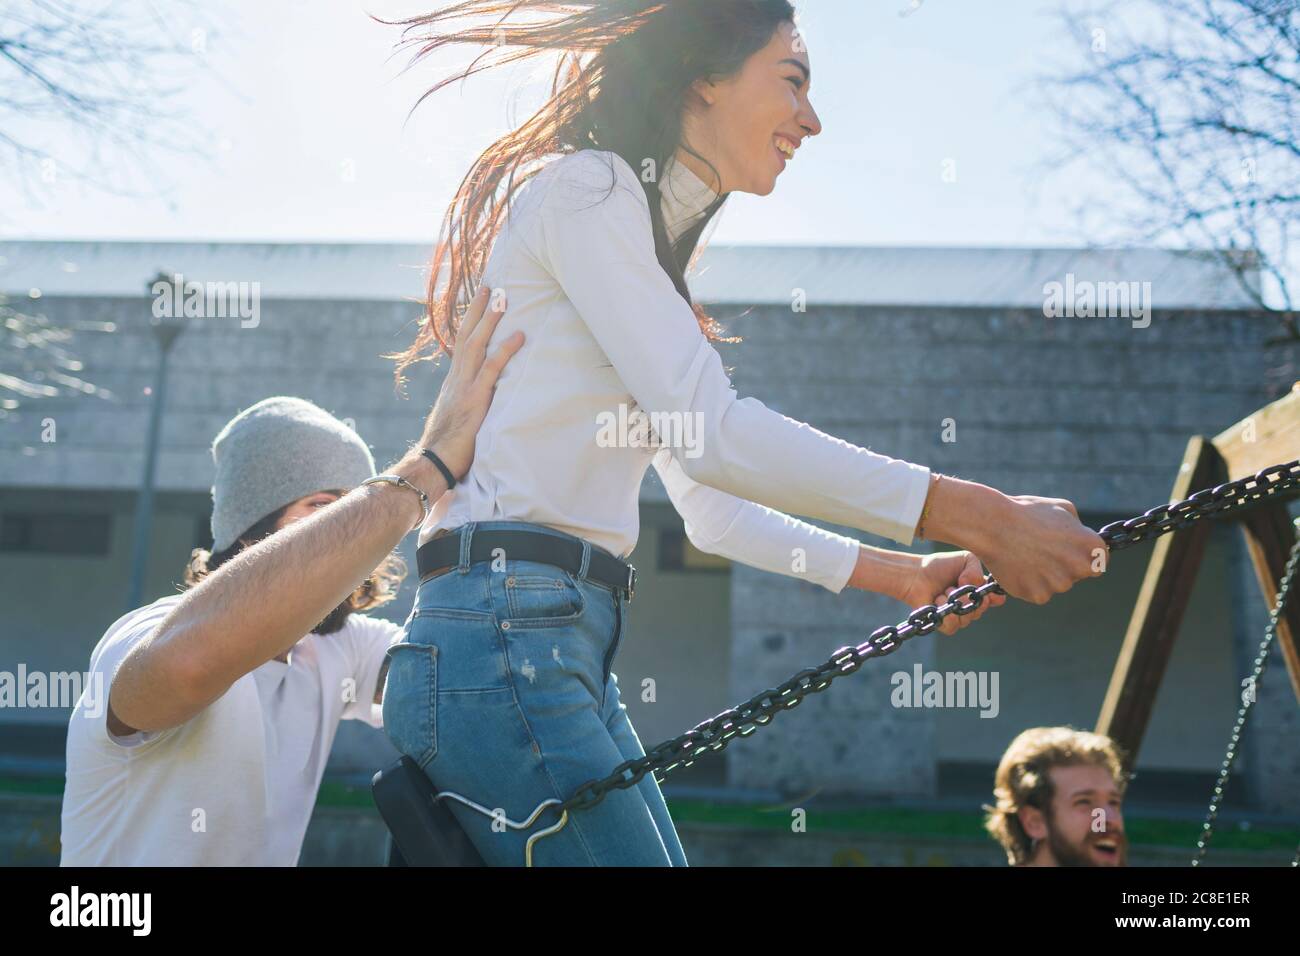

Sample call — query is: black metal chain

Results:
[1192,534,1300,866]
[553,458,1300,818]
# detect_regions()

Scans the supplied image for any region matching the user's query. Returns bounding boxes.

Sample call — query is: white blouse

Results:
[420,149,932,593]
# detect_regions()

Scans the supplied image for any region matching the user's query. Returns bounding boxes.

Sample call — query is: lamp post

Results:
[125,273,186,611]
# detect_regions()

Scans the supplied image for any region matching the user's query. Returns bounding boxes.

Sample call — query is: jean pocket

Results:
[503,569,585,627]
[381,643,438,768]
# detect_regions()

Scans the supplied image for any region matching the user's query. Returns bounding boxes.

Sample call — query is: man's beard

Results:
[311,598,355,635]
[1045,819,1128,867]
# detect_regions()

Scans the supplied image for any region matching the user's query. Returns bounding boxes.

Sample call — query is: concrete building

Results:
[1,239,1295,829]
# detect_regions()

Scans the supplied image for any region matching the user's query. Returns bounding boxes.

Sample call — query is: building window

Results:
[658,526,731,573]
[0,513,112,555]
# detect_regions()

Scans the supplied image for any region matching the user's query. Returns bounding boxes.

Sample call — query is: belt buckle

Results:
[624,564,637,603]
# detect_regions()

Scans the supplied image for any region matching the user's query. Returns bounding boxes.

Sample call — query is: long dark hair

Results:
[384,0,797,385]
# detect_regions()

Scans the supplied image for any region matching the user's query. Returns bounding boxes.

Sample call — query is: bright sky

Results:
[2,0,1121,247]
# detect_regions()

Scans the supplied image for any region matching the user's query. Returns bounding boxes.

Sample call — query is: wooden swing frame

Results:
[1096,387,1300,764]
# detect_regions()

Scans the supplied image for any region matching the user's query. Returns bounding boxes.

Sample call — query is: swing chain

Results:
[556,458,1300,819]
[1192,533,1300,867]
[1098,460,1299,550]
[560,580,1006,815]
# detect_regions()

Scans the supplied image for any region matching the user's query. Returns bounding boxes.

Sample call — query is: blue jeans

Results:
[382,520,689,866]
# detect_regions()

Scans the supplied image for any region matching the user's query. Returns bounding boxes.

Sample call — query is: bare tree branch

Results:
[1039,0,1299,347]
[0,0,213,196]
[0,1,216,412]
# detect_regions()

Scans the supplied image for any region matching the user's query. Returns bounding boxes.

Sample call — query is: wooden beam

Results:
[1213,386,1300,481]
[1237,504,1300,705]
[1216,383,1300,702]
[1096,436,1226,766]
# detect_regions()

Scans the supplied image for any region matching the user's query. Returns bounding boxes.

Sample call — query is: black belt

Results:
[417,528,637,602]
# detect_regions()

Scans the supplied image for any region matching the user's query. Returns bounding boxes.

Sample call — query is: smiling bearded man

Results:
[985,726,1130,867]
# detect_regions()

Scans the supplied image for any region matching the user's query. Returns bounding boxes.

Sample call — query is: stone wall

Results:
[720,303,1292,808]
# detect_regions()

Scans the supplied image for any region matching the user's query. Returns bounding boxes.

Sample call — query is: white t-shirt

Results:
[421,150,931,592]
[60,594,402,866]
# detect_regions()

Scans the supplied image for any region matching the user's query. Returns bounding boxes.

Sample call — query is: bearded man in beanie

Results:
[60,290,522,866]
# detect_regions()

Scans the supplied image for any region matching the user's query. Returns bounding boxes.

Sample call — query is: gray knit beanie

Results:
[210,396,377,552]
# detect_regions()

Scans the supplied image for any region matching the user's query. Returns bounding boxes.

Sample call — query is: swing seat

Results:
[372,756,486,867]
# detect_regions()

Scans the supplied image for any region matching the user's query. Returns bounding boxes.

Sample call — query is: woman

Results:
[381,0,1104,866]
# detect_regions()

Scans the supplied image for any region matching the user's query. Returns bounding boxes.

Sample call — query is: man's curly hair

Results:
[984,726,1128,865]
